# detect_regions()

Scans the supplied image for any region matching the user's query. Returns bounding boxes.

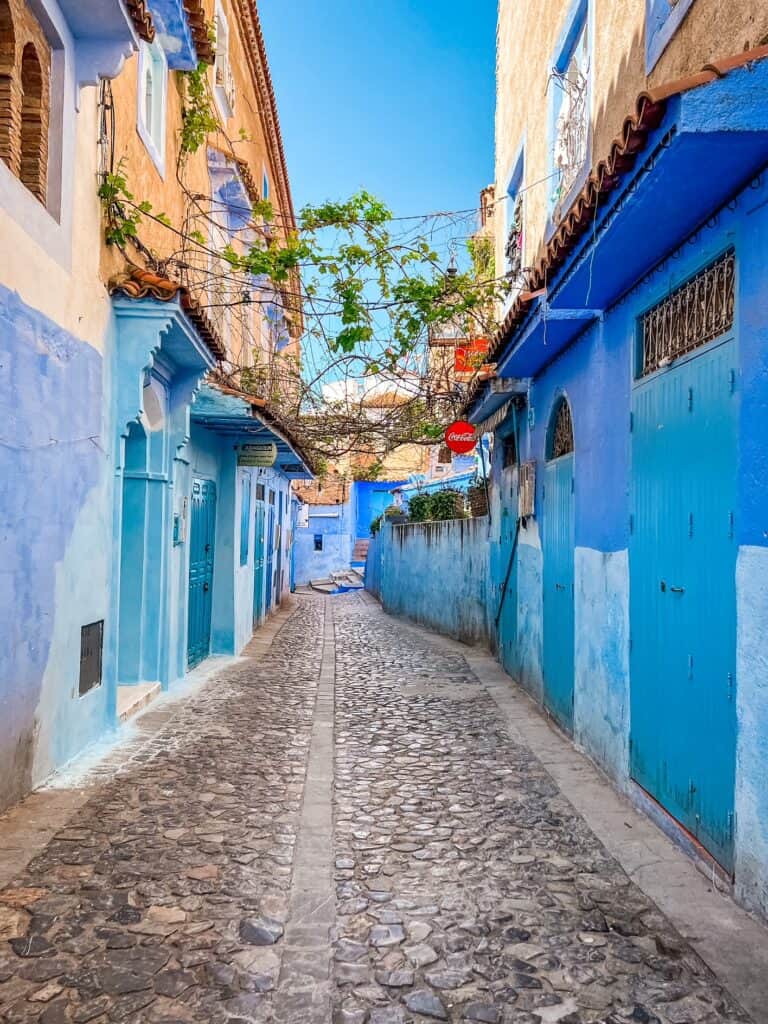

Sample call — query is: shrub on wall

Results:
[407,493,432,522]
[429,489,467,521]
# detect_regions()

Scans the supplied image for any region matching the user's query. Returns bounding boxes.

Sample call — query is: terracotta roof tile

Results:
[109,268,226,361]
[463,44,768,414]
[183,0,214,64]
[125,0,155,42]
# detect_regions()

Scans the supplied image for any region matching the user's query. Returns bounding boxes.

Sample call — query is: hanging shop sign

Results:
[444,420,477,454]
[238,442,278,467]
[454,336,490,377]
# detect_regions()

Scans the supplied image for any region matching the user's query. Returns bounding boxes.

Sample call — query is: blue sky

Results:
[259,1,497,221]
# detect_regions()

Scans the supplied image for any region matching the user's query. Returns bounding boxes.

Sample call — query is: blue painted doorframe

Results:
[265,496,275,613]
[542,452,575,731]
[187,479,216,668]
[253,500,266,626]
[630,336,737,870]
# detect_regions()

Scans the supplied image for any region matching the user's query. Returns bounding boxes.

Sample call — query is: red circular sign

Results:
[444,420,477,454]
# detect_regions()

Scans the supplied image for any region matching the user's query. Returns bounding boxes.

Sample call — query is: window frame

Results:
[547,0,592,233]
[239,472,251,566]
[503,144,525,310]
[262,167,269,200]
[137,37,167,177]
[213,1,235,119]
[646,0,697,72]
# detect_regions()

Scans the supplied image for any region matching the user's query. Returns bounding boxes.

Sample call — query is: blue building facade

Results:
[369,50,768,921]
[0,0,312,812]
[470,55,768,917]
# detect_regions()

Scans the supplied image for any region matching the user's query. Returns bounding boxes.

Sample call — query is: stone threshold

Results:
[116,681,161,723]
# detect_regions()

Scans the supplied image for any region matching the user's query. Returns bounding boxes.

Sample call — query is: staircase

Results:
[352,538,370,564]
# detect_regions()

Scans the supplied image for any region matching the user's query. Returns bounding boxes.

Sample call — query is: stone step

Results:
[116,682,161,723]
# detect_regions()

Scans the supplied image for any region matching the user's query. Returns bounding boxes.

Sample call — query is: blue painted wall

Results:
[294,500,355,585]
[0,285,111,810]
[354,480,402,538]
[369,519,491,646]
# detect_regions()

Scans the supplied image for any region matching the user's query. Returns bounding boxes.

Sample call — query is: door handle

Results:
[203,582,210,593]
[555,583,565,591]
[670,586,685,594]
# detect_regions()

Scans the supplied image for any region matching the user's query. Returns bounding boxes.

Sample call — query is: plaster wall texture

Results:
[293,501,354,585]
[573,546,630,783]
[735,545,768,920]
[375,518,491,646]
[0,283,110,813]
[494,0,768,289]
[104,0,301,366]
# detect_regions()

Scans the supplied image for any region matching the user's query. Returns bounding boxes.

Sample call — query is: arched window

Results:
[0,0,17,172]
[19,42,47,202]
[137,38,167,173]
[547,396,574,460]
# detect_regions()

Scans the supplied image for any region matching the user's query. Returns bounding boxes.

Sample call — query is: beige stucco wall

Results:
[0,83,112,350]
[495,0,768,282]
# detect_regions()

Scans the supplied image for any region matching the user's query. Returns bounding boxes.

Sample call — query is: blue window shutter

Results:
[240,475,251,565]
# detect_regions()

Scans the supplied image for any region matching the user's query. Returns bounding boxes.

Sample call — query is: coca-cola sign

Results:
[444,419,477,455]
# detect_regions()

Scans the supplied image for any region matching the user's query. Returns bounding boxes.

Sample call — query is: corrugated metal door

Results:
[542,454,575,731]
[187,478,216,668]
[630,338,737,870]
[253,501,265,626]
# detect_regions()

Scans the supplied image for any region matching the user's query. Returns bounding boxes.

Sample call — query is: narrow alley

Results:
[0,595,765,1024]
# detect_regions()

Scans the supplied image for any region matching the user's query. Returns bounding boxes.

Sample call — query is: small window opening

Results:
[79,621,104,696]
[503,434,517,468]
[314,534,323,552]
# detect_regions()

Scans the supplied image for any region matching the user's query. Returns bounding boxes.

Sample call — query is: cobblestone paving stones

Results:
[331,598,751,1024]
[0,600,323,1024]
[0,594,755,1024]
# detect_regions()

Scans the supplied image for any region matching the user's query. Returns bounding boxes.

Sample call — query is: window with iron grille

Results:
[639,249,735,377]
[254,483,265,501]
[79,621,103,697]
[548,398,574,460]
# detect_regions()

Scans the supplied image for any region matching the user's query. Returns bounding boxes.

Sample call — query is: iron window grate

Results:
[79,620,104,697]
[640,248,735,377]
[549,398,574,460]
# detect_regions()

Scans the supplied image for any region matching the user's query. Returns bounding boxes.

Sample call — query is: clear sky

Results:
[259,1,497,222]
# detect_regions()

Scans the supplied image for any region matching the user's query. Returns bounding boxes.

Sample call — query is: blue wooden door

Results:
[265,500,275,612]
[542,454,575,731]
[253,501,266,626]
[187,478,216,668]
[630,338,737,870]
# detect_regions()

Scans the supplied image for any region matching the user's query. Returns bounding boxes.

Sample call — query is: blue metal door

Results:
[630,338,737,869]
[253,501,266,626]
[542,454,575,731]
[187,478,216,668]
[265,497,275,612]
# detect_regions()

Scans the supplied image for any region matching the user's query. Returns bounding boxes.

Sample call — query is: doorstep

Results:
[116,682,161,723]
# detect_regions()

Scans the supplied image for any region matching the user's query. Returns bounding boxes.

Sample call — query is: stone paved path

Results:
[0,594,756,1024]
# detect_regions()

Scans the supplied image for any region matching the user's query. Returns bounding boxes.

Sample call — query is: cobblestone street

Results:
[0,594,763,1024]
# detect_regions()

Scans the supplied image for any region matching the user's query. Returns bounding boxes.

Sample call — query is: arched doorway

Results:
[542,395,575,731]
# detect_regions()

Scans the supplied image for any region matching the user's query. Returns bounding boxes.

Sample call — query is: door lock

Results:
[203,582,210,592]
[670,586,685,594]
